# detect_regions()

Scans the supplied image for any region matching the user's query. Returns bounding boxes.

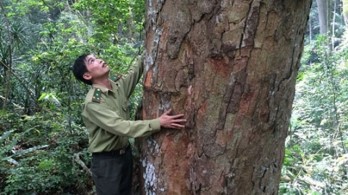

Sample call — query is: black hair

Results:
[72,54,93,85]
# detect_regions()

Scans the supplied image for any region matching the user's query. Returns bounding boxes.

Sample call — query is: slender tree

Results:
[343,0,348,25]
[316,0,329,34]
[139,0,312,194]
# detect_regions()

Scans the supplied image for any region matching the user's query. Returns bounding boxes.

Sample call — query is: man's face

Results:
[83,54,110,82]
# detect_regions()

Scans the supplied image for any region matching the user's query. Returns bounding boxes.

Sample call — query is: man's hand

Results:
[159,109,186,129]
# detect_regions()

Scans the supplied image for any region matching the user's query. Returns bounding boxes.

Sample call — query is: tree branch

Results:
[73,152,92,177]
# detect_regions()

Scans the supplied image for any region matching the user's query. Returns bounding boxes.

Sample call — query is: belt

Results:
[92,145,130,157]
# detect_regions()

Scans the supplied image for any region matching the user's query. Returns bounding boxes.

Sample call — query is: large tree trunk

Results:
[140,0,312,194]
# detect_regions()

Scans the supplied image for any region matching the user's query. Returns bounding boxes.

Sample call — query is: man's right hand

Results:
[159,109,186,129]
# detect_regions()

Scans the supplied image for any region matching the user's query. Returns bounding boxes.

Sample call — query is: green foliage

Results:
[0,110,92,194]
[72,0,145,43]
[280,35,348,194]
[0,0,145,193]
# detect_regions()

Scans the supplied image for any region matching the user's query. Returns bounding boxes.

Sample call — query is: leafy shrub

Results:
[0,110,92,194]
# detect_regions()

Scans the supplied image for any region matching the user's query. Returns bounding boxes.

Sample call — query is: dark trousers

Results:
[91,146,133,195]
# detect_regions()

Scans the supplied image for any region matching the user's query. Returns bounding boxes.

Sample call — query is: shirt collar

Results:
[92,79,118,94]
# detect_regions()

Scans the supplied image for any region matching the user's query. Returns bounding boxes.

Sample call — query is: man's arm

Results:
[84,103,186,138]
[84,102,160,138]
[118,54,144,98]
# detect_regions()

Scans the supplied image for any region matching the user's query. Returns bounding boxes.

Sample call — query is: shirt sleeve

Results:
[84,102,161,138]
[118,54,144,98]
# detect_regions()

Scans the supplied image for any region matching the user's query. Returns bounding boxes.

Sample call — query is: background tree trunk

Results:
[316,0,329,34]
[140,0,312,194]
[343,0,348,25]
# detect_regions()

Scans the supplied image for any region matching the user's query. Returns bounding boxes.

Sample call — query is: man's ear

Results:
[83,72,92,81]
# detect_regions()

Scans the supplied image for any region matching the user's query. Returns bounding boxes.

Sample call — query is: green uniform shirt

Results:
[81,55,161,153]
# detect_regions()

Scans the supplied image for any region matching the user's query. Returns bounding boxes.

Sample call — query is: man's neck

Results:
[93,78,112,90]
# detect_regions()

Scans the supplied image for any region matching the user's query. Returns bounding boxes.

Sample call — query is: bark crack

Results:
[216,73,236,130]
[167,0,220,60]
[240,0,261,51]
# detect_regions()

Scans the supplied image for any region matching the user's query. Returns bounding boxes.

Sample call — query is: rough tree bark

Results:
[139,0,312,194]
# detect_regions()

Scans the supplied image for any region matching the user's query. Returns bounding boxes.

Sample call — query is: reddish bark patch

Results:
[144,70,153,88]
[216,130,233,148]
[197,100,207,116]
[233,57,249,72]
[260,104,270,123]
[208,58,231,78]
[239,87,256,116]
[161,133,191,194]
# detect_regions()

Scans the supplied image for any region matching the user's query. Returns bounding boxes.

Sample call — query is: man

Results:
[72,53,186,195]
